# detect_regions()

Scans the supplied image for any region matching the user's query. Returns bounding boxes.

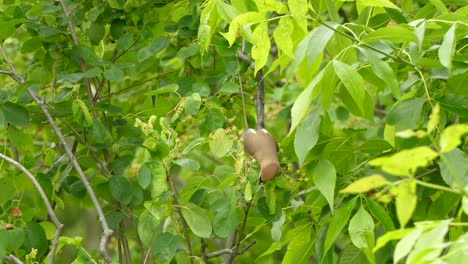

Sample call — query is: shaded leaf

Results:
[294,107,321,167]
[181,203,212,238]
[312,160,336,213]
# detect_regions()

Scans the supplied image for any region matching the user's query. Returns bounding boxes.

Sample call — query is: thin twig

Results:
[0,153,63,264]
[205,240,256,260]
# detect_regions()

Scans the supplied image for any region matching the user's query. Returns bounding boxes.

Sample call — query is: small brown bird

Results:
[243,128,279,182]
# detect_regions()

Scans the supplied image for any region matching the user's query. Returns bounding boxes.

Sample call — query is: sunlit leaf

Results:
[440,124,468,153]
[438,24,457,70]
[369,146,438,176]
[221,12,264,46]
[348,206,375,264]
[363,26,417,43]
[288,0,308,32]
[273,17,294,58]
[252,22,270,74]
[396,180,417,228]
[340,174,390,193]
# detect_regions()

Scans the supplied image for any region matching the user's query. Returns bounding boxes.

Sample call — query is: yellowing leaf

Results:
[273,17,294,58]
[396,180,416,228]
[251,22,270,74]
[427,103,440,134]
[374,228,413,252]
[288,0,308,33]
[356,0,399,13]
[369,146,438,176]
[440,124,468,153]
[258,0,288,14]
[340,174,390,193]
[221,12,264,46]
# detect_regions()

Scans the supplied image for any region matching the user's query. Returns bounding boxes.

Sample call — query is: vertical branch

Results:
[0,154,63,264]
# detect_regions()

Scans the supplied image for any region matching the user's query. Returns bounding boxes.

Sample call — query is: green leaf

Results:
[340,174,390,193]
[116,32,134,51]
[183,138,207,154]
[146,84,179,96]
[2,101,30,126]
[438,24,456,70]
[436,94,468,117]
[369,147,438,176]
[359,139,393,156]
[366,197,395,232]
[221,12,264,46]
[89,119,112,149]
[356,0,399,11]
[88,22,105,45]
[440,148,468,189]
[138,210,159,246]
[185,93,202,115]
[137,161,153,190]
[289,69,324,134]
[288,0,308,33]
[152,233,180,263]
[209,128,232,157]
[363,26,417,43]
[348,206,375,264]
[181,203,212,238]
[0,228,25,251]
[173,158,200,171]
[440,124,468,153]
[360,48,400,98]
[312,160,336,213]
[205,109,224,130]
[294,107,321,167]
[8,125,33,152]
[323,197,357,259]
[445,232,468,263]
[219,82,239,94]
[395,180,417,228]
[282,224,314,264]
[393,228,422,263]
[428,0,449,14]
[104,66,124,82]
[387,98,425,131]
[149,161,167,199]
[0,19,24,39]
[271,212,285,243]
[110,176,133,205]
[273,17,294,58]
[21,221,48,257]
[374,228,412,252]
[407,220,450,262]
[213,206,238,238]
[333,60,366,115]
[199,0,220,55]
[252,22,270,74]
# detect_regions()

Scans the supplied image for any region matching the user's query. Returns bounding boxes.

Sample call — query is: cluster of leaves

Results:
[0,0,467,263]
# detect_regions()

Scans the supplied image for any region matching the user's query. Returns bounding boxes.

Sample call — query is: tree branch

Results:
[0,153,63,264]
[27,90,114,263]
[2,255,23,264]
[0,44,113,263]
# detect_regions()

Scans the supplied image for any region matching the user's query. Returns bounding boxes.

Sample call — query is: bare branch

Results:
[0,44,113,263]
[207,248,232,259]
[0,153,63,264]
[27,89,114,263]
[2,255,24,264]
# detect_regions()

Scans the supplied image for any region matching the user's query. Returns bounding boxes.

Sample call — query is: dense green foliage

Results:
[0,0,467,263]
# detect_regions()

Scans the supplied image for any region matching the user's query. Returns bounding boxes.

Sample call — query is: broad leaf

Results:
[181,203,212,238]
[312,160,336,213]
[341,174,390,193]
[294,107,321,167]
[395,180,417,228]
